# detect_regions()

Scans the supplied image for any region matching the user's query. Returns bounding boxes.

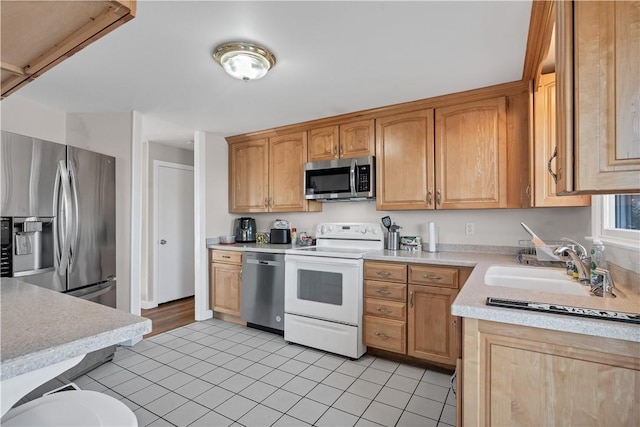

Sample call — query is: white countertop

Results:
[1,279,152,381]
[207,242,300,253]
[207,243,639,343]
[362,249,639,343]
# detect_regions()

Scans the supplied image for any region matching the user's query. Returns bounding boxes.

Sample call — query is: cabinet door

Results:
[556,1,640,194]
[340,119,375,159]
[376,109,435,210]
[210,262,241,316]
[308,125,338,162]
[533,73,590,207]
[435,97,507,209]
[408,284,457,366]
[269,131,308,212]
[229,139,269,212]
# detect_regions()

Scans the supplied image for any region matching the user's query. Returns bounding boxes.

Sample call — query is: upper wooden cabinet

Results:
[229,132,320,213]
[376,110,435,210]
[533,73,590,207]
[308,119,375,162]
[556,1,640,194]
[436,97,507,209]
[1,1,136,99]
[376,92,529,211]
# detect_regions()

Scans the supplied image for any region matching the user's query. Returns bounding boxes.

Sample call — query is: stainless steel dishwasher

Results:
[241,252,285,332]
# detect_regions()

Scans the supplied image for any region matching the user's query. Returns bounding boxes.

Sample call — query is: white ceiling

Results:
[14,1,532,146]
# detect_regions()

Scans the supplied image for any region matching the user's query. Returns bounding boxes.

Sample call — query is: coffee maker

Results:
[234,217,257,243]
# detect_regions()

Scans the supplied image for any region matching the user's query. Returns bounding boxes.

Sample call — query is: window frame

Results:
[591,195,640,250]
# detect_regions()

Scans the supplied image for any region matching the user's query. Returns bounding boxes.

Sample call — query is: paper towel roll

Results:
[428,222,436,252]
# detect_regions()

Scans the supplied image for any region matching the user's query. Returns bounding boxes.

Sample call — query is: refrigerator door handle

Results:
[66,281,115,301]
[67,160,79,272]
[53,163,62,268]
[57,160,72,273]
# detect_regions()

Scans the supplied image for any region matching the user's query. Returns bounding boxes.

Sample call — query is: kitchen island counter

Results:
[1,279,151,381]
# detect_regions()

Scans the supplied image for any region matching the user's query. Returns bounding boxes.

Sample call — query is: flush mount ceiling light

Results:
[213,42,276,82]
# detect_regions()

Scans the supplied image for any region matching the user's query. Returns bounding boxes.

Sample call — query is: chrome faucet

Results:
[592,267,616,297]
[554,238,591,285]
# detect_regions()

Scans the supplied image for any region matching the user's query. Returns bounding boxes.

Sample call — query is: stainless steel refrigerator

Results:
[1,131,117,307]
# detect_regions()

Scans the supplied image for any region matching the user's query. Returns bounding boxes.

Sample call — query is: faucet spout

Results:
[554,245,591,284]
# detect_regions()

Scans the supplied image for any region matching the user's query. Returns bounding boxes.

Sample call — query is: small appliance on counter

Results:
[270,219,291,244]
[234,217,257,243]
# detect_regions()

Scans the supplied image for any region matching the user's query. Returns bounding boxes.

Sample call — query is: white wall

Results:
[141,142,194,306]
[67,113,134,312]
[0,94,66,142]
[205,134,234,236]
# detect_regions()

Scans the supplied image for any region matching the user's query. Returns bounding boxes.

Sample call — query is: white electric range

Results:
[284,223,384,358]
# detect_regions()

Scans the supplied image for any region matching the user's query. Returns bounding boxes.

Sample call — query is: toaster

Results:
[270,228,291,244]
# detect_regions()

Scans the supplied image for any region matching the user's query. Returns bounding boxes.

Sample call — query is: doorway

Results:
[153,161,194,305]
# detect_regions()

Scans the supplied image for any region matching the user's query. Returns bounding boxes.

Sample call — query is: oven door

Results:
[285,254,362,326]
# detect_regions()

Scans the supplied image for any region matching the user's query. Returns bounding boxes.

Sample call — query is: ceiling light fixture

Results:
[213,42,276,82]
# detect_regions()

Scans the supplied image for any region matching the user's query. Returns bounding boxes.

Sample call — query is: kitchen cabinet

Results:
[435,97,507,209]
[363,260,471,367]
[376,93,529,211]
[407,265,460,365]
[376,109,435,210]
[308,119,375,162]
[229,132,321,213]
[462,318,640,426]
[532,73,590,207]
[555,1,640,194]
[363,261,408,354]
[209,250,242,318]
[1,1,136,99]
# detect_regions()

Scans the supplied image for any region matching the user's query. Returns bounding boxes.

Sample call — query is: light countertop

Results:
[207,242,299,253]
[363,250,639,343]
[206,243,639,343]
[364,250,639,343]
[1,279,151,381]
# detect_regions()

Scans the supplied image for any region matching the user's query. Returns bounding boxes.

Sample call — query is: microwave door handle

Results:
[350,158,357,196]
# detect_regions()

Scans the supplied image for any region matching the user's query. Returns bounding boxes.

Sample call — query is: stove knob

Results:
[329,225,334,231]
[320,226,327,234]
[372,228,379,234]
[361,228,367,234]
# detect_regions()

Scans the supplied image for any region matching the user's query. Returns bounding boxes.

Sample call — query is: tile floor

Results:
[75,318,457,427]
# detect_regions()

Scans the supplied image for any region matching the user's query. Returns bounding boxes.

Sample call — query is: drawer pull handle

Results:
[375,289,391,295]
[222,255,231,259]
[376,271,392,277]
[422,274,442,280]
[376,308,392,314]
[375,332,391,340]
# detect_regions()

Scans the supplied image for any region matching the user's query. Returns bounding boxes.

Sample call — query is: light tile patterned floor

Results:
[75,318,456,427]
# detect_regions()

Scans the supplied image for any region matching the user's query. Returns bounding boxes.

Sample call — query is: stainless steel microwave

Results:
[304,156,375,201]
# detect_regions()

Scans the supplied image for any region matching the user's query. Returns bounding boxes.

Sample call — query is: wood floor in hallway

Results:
[141,296,194,338]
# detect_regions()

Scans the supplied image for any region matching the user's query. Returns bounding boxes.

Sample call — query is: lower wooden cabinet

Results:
[462,318,640,426]
[363,260,470,367]
[209,250,242,317]
[407,285,458,365]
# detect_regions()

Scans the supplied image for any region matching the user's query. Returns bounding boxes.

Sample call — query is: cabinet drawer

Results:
[364,315,406,354]
[408,265,458,288]
[364,298,406,321]
[210,250,242,265]
[364,280,407,302]
[364,261,407,283]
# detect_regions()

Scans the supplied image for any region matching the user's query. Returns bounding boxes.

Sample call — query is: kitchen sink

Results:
[484,265,590,296]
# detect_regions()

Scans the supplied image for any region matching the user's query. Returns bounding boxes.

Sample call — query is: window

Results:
[593,194,640,249]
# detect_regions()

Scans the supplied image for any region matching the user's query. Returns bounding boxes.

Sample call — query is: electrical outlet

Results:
[465,222,475,235]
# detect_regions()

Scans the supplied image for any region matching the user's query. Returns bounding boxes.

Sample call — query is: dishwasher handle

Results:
[246,259,283,267]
